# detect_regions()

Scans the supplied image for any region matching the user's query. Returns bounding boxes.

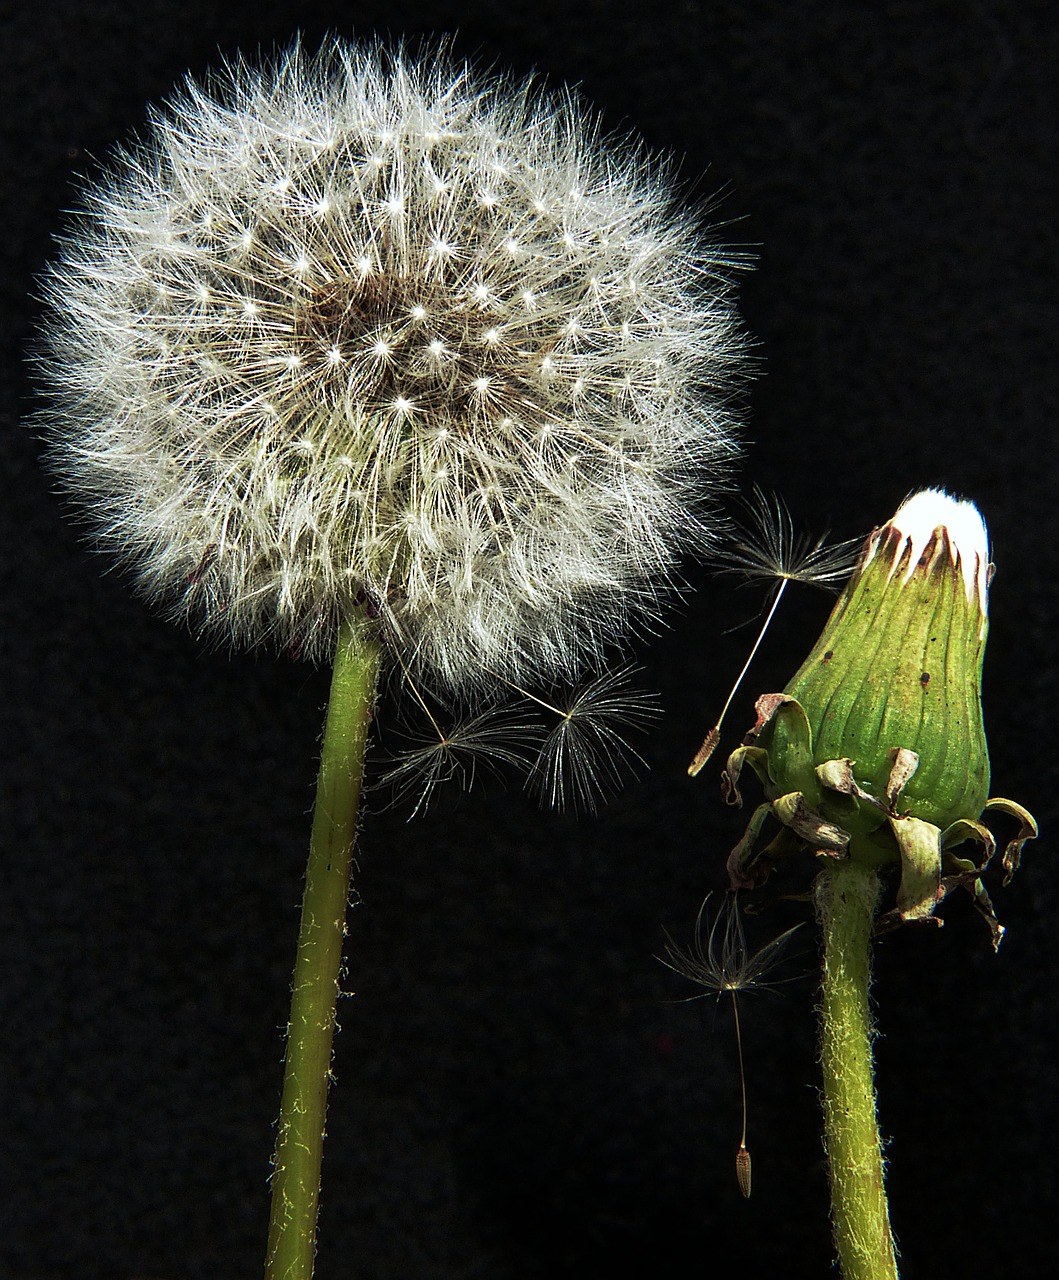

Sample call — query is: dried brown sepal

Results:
[816,757,881,812]
[772,791,850,852]
[728,821,805,893]
[726,803,776,890]
[884,748,921,809]
[745,692,793,740]
[983,797,1039,883]
[937,816,1007,950]
[722,744,770,808]
[875,815,944,932]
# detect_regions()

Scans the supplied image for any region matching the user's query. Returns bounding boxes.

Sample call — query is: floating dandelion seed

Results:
[688,492,862,775]
[519,666,660,815]
[713,487,863,593]
[382,663,659,814]
[382,703,539,817]
[661,893,801,1197]
[661,891,802,997]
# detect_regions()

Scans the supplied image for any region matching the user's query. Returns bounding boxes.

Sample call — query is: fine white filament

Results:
[36,36,746,700]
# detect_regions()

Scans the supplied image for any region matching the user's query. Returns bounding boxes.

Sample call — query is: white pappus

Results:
[34,34,749,805]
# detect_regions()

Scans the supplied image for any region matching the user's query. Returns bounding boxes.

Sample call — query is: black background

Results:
[2,2,1056,1278]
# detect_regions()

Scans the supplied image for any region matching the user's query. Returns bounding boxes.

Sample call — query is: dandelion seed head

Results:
[34,35,746,692]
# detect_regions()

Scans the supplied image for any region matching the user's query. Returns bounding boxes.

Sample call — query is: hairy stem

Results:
[815,861,899,1280]
[265,623,381,1280]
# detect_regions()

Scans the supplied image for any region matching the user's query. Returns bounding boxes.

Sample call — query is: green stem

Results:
[265,622,381,1280]
[815,861,899,1280]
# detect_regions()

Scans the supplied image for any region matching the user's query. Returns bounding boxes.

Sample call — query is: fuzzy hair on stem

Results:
[33,34,748,698]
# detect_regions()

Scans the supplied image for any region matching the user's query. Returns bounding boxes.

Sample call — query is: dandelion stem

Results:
[266,621,380,1280]
[815,862,899,1280]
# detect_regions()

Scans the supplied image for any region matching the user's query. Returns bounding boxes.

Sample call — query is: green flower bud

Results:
[719,490,1037,944]
[784,489,990,830]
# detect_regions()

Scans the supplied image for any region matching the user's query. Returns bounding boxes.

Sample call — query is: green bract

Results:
[722,490,1037,948]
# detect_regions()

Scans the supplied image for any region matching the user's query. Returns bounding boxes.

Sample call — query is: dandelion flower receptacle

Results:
[709,489,1037,1280]
[33,36,748,1280]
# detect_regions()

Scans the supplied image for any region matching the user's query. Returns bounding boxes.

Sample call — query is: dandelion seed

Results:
[518,667,660,815]
[735,1142,752,1199]
[660,892,801,997]
[712,488,863,592]
[660,893,801,1198]
[381,704,540,818]
[688,492,863,775]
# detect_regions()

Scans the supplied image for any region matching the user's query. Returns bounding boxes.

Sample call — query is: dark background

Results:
[2,1,1056,1278]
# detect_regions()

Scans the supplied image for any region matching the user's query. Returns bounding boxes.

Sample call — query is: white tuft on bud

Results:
[34,36,746,695]
[870,488,990,611]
